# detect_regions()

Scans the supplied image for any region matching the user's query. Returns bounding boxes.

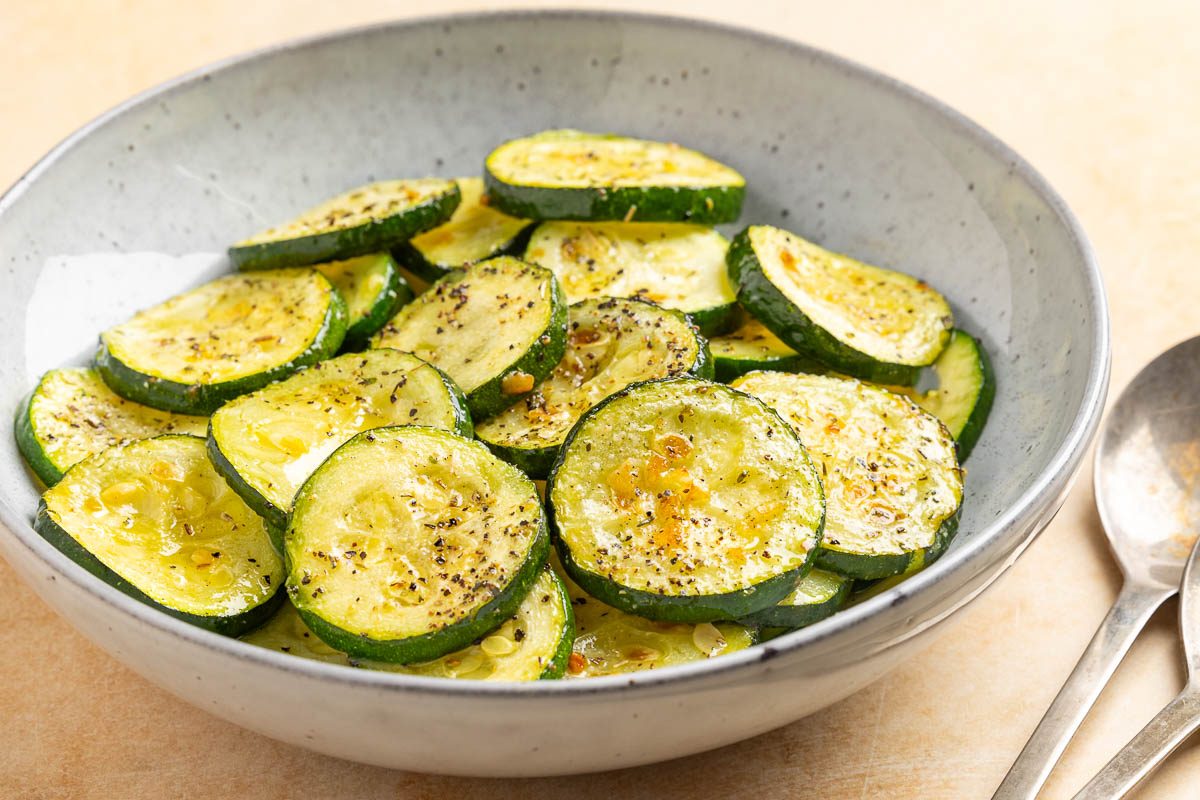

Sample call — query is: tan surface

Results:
[1,1,1198,797]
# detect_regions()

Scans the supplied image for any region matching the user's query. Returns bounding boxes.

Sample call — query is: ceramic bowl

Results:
[0,11,1108,776]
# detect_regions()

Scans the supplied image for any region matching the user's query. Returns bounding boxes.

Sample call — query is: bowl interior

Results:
[0,13,1103,672]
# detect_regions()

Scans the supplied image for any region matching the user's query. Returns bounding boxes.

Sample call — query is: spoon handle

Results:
[992,582,1172,800]
[1071,686,1200,799]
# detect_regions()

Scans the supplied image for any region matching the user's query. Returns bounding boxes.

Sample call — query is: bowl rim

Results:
[0,9,1110,698]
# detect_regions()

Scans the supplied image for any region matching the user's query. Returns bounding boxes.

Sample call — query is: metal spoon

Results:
[1073,526,1200,798]
[994,335,1200,800]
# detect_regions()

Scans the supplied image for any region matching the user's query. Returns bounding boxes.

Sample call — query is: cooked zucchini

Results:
[395,177,532,281]
[229,179,460,271]
[285,426,549,663]
[524,221,736,335]
[732,371,963,579]
[739,568,851,628]
[371,256,568,419]
[548,378,825,622]
[475,297,711,478]
[34,435,283,635]
[96,269,347,415]
[556,562,755,678]
[727,225,953,385]
[207,349,471,533]
[709,308,824,382]
[244,567,574,680]
[15,367,207,486]
[900,330,995,460]
[485,130,745,224]
[314,253,412,350]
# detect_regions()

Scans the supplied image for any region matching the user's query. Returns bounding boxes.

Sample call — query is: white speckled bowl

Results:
[0,11,1108,776]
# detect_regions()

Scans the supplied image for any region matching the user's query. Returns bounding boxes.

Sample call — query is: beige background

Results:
[2,1,1198,797]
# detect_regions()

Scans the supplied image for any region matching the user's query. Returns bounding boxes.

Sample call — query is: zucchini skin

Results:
[484,173,744,226]
[204,359,473,533]
[230,186,461,272]
[738,573,851,628]
[538,567,577,679]
[95,283,348,416]
[479,305,714,479]
[394,223,535,284]
[712,349,823,384]
[948,331,995,461]
[291,525,551,664]
[33,500,283,636]
[14,391,59,487]
[337,255,415,351]
[814,504,961,581]
[545,378,823,623]
[727,228,922,386]
[685,302,739,338]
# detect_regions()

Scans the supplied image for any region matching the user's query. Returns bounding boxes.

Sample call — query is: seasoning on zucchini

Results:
[727,225,953,385]
[96,269,347,415]
[555,561,755,678]
[524,221,737,335]
[229,178,460,271]
[475,297,712,478]
[900,329,995,460]
[548,377,825,623]
[314,253,413,350]
[709,308,825,382]
[732,371,963,580]
[485,129,745,224]
[739,568,851,628]
[244,567,574,680]
[371,256,568,419]
[285,426,549,663]
[34,435,283,635]
[394,177,532,281]
[207,349,471,533]
[15,367,207,487]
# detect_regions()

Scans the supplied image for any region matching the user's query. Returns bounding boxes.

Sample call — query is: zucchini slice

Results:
[548,378,825,623]
[15,367,207,486]
[96,269,347,415]
[243,567,574,680]
[727,225,954,385]
[314,253,413,350]
[901,330,995,460]
[739,568,851,628]
[731,371,963,579]
[556,562,754,678]
[485,130,745,224]
[208,349,472,533]
[229,179,461,271]
[524,221,737,335]
[395,177,532,281]
[371,256,568,419]
[475,297,712,478]
[709,308,825,382]
[34,435,283,635]
[285,426,550,663]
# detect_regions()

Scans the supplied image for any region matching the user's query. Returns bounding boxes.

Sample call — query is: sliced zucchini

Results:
[900,330,995,460]
[229,179,460,271]
[739,568,851,628]
[732,371,963,580]
[285,426,549,663]
[96,269,347,415]
[556,562,755,678]
[709,308,825,382]
[395,177,532,281]
[475,297,712,478]
[485,130,745,224]
[727,225,953,385]
[524,221,737,335]
[244,567,574,680]
[548,378,825,623]
[371,256,568,419]
[314,253,413,350]
[34,435,283,635]
[15,367,207,487]
[207,349,472,533]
